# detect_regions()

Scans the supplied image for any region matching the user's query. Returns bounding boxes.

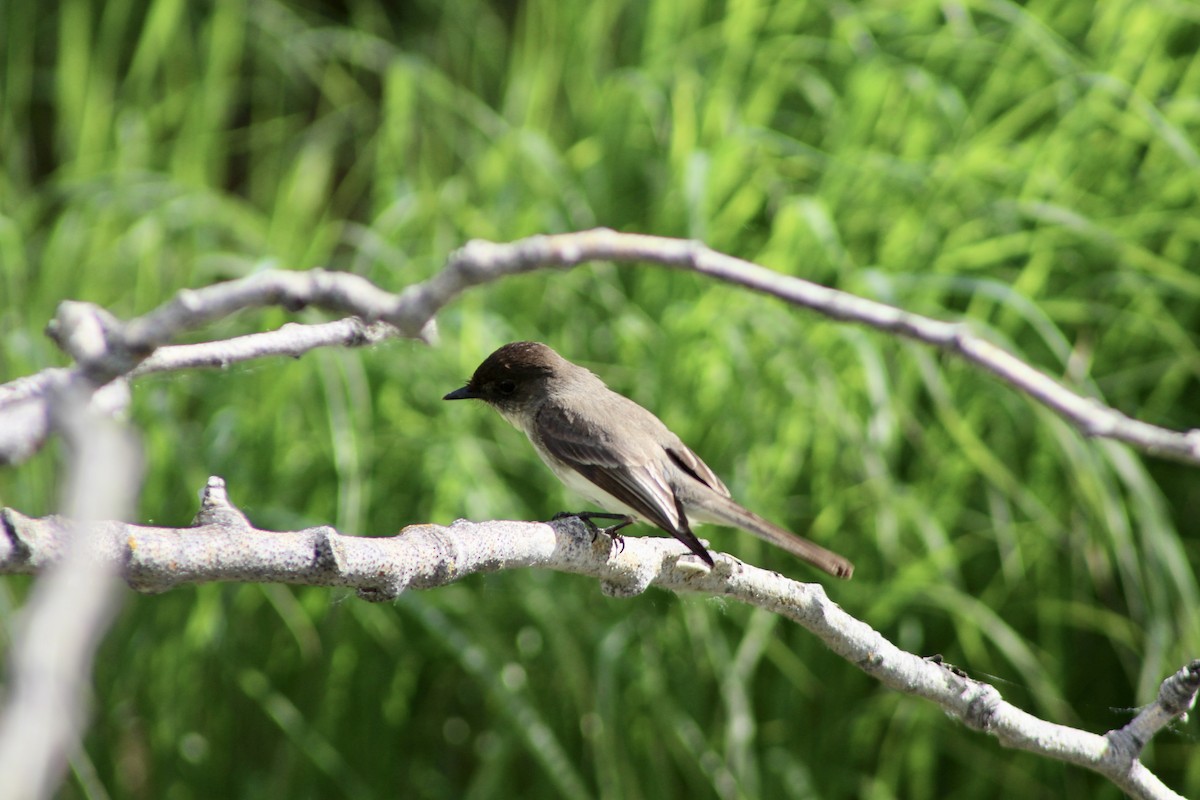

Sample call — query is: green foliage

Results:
[3,0,1199,797]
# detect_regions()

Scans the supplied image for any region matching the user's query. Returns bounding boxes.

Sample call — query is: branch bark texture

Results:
[0,479,1194,800]
[2,230,1197,799]
[3,230,1199,466]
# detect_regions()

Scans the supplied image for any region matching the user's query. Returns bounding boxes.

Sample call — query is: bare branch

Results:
[43,272,433,387]
[0,381,142,799]
[0,372,130,466]
[130,319,400,376]
[5,229,1198,466]
[408,230,1200,463]
[1108,661,1200,760]
[0,317,401,465]
[0,478,1189,800]
[1,230,1195,796]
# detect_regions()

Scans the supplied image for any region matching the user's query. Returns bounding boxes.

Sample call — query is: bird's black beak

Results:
[443,385,477,401]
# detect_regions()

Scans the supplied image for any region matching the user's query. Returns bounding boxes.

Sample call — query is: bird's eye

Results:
[497,379,517,395]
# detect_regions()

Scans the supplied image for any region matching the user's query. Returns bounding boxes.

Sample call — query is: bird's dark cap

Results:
[443,342,562,402]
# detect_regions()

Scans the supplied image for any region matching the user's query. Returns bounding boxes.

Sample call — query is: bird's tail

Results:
[688,493,854,579]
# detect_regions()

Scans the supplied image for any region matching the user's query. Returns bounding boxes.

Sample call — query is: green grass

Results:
[3,0,1200,797]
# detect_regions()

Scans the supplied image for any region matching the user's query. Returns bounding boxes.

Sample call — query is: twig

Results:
[0,478,1192,800]
[1,230,1197,798]
[4,230,1198,467]
[0,382,142,800]
[402,230,1200,463]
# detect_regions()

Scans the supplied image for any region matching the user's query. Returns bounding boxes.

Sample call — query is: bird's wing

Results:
[663,443,731,498]
[534,402,685,533]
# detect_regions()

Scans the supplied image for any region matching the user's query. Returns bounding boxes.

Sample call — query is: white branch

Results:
[131,318,401,377]
[410,230,1200,463]
[0,478,1193,800]
[0,382,142,799]
[4,229,1199,465]
[1,230,1197,797]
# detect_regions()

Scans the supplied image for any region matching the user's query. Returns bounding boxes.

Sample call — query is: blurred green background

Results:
[3,0,1200,797]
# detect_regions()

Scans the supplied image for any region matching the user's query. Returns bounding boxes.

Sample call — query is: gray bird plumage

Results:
[444,341,854,579]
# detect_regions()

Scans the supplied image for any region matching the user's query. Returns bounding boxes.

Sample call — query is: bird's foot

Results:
[553,512,633,554]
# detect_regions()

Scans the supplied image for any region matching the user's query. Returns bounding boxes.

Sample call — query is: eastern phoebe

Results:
[444,342,854,579]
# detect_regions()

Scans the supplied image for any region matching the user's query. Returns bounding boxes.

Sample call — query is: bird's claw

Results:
[555,512,632,555]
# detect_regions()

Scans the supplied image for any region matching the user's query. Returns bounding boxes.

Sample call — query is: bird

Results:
[443,341,853,579]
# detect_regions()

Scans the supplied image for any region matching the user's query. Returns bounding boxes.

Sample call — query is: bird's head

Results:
[443,341,567,413]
